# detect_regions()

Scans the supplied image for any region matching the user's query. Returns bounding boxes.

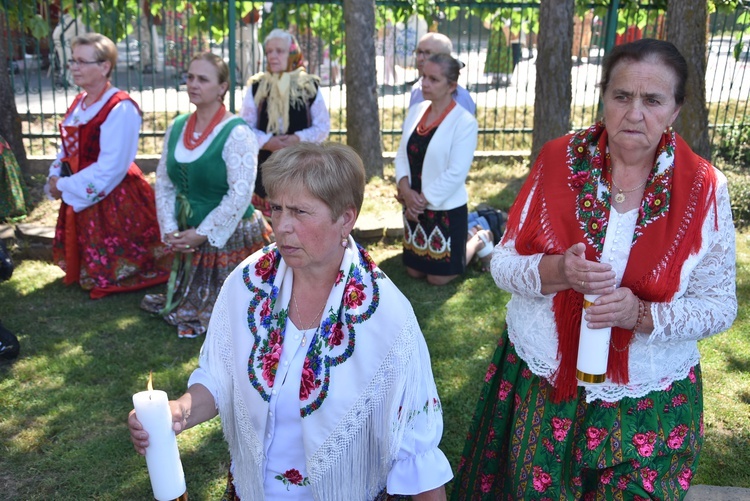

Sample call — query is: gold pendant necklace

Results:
[292,291,327,346]
[611,174,648,203]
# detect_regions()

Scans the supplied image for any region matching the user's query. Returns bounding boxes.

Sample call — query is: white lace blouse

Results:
[154,117,258,248]
[491,167,737,402]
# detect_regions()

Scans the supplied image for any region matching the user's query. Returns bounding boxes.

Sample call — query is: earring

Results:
[664,124,673,134]
[341,237,348,248]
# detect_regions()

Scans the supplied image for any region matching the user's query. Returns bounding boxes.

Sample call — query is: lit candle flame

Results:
[147,371,153,392]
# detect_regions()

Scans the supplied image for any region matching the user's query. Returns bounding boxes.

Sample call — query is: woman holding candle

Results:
[239,28,330,217]
[395,53,478,286]
[140,52,274,339]
[45,33,170,298]
[452,39,737,499]
[129,142,452,500]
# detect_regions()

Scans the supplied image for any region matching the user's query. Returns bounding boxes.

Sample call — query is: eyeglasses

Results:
[67,59,103,68]
[415,49,433,57]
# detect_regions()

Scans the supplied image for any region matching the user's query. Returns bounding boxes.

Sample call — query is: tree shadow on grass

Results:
[0,265,230,499]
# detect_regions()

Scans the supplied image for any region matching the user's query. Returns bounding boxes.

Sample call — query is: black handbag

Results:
[0,239,13,282]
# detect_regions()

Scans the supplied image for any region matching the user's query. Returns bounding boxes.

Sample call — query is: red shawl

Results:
[504,123,717,401]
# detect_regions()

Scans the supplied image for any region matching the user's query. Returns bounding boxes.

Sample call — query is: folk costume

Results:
[0,135,27,220]
[48,87,170,299]
[190,239,452,500]
[141,115,274,338]
[239,33,330,216]
[395,100,478,277]
[452,123,737,499]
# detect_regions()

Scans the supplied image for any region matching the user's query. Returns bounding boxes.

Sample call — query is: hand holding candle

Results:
[131,373,187,501]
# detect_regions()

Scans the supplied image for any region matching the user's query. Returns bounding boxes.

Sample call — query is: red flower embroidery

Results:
[484,363,497,382]
[551,416,572,442]
[578,193,596,212]
[532,466,553,492]
[261,343,281,387]
[632,431,657,457]
[328,321,344,347]
[343,278,366,308]
[299,357,319,400]
[585,426,608,450]
[255,252,276,281]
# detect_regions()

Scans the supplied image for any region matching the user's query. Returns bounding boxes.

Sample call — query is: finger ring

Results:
[173,232,179,237]
[581,280,586,288]
[185,244,190,249]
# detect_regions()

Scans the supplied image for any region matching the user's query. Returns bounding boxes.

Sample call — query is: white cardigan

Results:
[395,101,478,211]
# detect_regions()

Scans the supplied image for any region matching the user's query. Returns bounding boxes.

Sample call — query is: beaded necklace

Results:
[183,104,227,150]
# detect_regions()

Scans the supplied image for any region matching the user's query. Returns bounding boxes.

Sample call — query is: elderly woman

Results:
[141,52,274,339]
[396,53,478,285]
[239,28,330,216]
[46,33,169,298]
[129,143,452,500]
[452,39,737,499]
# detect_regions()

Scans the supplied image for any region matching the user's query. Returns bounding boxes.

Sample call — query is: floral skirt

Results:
[451,328,703,501]
[141,213,274,337]
[52,169,171,298]
[403,205,467,276]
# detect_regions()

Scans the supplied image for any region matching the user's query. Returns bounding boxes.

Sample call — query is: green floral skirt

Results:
[451,328,703,501]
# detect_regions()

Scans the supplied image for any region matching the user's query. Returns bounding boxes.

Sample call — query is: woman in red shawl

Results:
[452,39,737,500]
[46,33,170,298]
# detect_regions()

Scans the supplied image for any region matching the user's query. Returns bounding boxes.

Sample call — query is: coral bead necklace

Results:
[183,104,227,150]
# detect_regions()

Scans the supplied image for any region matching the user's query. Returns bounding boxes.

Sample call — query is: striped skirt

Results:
[141,212,274,337]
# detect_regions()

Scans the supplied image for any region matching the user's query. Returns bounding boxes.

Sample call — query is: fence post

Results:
[228,0,237,112]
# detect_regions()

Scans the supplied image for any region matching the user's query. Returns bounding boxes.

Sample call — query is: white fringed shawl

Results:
[194,238,442,500]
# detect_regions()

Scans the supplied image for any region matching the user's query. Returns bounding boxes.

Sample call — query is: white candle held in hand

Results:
[132,373,187,501]
[576,294,611,384]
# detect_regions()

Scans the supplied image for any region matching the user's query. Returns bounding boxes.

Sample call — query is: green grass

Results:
[1,159,749,499]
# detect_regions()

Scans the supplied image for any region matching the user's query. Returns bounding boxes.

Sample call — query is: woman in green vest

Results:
[141,52,275,338]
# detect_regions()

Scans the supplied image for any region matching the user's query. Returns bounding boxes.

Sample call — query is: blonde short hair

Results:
[263,142,366,220]
[71,33,117,77]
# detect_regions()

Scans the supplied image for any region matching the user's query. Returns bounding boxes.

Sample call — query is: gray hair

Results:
[427,52,461,84]
[264,28,293,51]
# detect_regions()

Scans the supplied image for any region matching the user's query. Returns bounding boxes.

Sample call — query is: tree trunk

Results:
[0,14,29,174]
[666,0,711,160]
[343,0,383,179]
[531,0,575,163]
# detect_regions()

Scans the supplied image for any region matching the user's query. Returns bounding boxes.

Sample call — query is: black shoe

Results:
[0,321,19,360]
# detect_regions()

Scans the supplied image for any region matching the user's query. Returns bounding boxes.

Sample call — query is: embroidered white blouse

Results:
[491,168,737,402]
[187,240,453,500]
[46,87,141,213]
[154,118,258,248]
[239,87,330,149]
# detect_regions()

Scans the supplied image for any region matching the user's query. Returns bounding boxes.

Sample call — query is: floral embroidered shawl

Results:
[208,238,442,500]
[503,123,717,401]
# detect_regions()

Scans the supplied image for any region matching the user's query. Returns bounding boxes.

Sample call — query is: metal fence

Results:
[3,0,749,158]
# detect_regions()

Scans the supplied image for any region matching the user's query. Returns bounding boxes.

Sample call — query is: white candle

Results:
[132,389,186,501]
[576,294,611,384]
